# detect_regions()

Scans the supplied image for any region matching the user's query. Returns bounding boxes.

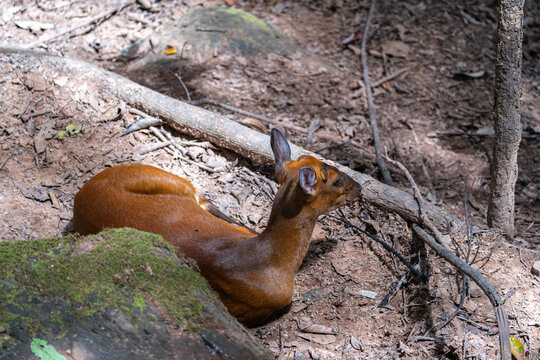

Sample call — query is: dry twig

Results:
[175,73,191,102]
[371,68,409,88]
[189,98,304,133]
[16,93,33,120]
[147,126,215,173]
[385,156,511,359]
[360,0,393,186]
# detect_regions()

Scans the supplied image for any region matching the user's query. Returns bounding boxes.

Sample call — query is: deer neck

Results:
[258,180,318,274]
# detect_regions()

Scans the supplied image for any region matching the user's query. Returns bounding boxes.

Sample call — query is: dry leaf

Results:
[350,335,362,350]
[49,191,61,210]
[308,346,320,359]
[164,45,177,55]
[20,186,49,202]
[23,73,48,91]
[300,324,337,335]
[382,40,410,58]
[34,121,55,154]
[240,117,266,133]
[297,333,337,345]
[510,338,525,360]
[291,302,307,313]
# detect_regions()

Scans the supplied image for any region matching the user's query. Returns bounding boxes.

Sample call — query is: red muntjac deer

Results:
[73,129,362,326]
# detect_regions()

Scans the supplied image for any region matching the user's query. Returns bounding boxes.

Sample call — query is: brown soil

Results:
[1,0,539,359]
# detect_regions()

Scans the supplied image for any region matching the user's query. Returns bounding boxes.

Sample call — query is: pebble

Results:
[469,282,483,298]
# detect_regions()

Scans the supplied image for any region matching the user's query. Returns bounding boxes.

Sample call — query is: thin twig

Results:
[147,126,215,173]
[361,0,393,186]
[16,93,33,120]
[195,27,226,33]
[367,0,394,42]
[386,155,510,359]
[384,156,446,242]
[371,68,409,88]
[413,335,449,342]
[463,329,469,358]
[458,315,491,331]
[378,271,408,308]
[0,158,9,171]
[190,97,372,154]
[26,0,136,48]
[429,276,468,335]
[327,209,428,282]
[243,167,277,198]
[472,234,501,269]
[423,184,473,335]
[175,73,191,102]
[35,0,82,11]
[21,109,50,122]
[189,98,306,133]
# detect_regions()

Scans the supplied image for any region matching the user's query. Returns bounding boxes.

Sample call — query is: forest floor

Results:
[0,0,539,359]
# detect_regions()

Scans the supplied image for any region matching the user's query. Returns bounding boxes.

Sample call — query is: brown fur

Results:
[73,131,361,326]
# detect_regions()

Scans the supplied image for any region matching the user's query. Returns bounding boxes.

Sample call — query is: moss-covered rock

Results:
[125,7,297,61]
[0,228,271,359]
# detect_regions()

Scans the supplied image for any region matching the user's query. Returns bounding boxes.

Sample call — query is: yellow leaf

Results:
[164,45,177,55]
[510,337,525,360]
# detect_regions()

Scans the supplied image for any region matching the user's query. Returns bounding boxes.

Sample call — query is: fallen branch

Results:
[190,98,374,162]
[385,156,511,360]
[0,44,461,231]
[414,226,510,359]
[371,68,409,88]
[189,97,306,134]
[360,0,393,186]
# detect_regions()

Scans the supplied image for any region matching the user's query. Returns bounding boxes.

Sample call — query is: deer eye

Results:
[332,178,344,187]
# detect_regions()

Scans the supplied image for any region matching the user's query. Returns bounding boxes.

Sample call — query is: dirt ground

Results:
[1,0,539,359]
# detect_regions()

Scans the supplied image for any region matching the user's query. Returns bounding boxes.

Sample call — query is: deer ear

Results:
[299,166,317,196]
[271,128,291,176]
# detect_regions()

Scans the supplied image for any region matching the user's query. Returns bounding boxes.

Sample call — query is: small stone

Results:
[358,290,377,299]
[532,261,540,276]
[469,282,483,298]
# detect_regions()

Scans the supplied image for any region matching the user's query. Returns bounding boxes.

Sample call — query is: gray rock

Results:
[0,229,271,359]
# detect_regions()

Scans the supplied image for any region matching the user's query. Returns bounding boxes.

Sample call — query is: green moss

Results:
[132,293,146,314]
[0,229,215,346]
[218,8,276,36]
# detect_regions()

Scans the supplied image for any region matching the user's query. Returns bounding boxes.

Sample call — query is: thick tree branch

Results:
[0,44,461,231]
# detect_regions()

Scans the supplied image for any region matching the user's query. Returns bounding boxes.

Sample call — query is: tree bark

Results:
[487,0,524,238]
[0,44,461,231]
